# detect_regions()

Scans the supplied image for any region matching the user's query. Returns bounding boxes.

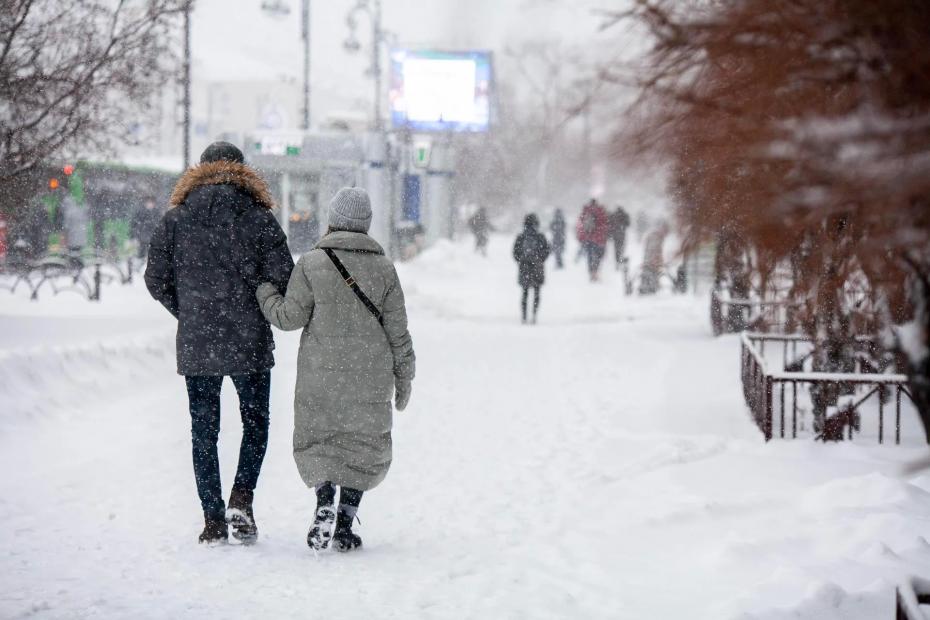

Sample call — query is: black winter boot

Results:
[307,482,337,551]
[307,505,336,551]
[333,508,362,553]
[198,518,228,544]
[227,487,258,544]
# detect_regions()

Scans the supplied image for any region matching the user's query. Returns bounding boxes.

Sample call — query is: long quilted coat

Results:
[256,231,415,490]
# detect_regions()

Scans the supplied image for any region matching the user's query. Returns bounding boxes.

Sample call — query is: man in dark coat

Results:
[130,197,162,259]
[550,208,566,269]
[609,205,631,270]
[513,213,551,324]
[144,141,294,545]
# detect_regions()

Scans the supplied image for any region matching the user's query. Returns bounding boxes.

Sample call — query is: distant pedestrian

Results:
[145,141,295,546]
[513,214,550,324]
[468,207,492,256]
[256,187,416,554]
[576,199,610,281]
[609,205,631,270]
[60,192,88,257]
[550,209,566,269]
[639,221,669,295]
[22,200,50,259]
[130,197,161,259]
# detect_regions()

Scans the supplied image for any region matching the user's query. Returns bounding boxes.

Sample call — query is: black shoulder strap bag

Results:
[322,248,384,326]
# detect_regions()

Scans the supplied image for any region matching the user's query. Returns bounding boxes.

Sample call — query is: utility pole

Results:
[371,0,382,131]
[182,1,192,169]
[301,0,311,130]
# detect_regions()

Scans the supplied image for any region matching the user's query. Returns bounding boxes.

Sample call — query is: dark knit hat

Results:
[200,141,245,164]
[328,187,372,233]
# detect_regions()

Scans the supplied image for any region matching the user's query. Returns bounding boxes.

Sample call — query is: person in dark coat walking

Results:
[513,214,551,324]
[468,207,492,256]
[144,141,295,545]
[130,197,162,259]
[609,205,631,270]
[550,209,566,269]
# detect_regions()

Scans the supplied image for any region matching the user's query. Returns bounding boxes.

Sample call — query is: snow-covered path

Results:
[2,235,929,619]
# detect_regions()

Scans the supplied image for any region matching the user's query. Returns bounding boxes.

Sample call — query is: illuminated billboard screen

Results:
[389,49,492,133]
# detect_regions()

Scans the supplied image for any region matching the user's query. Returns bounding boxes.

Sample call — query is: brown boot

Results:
[227,487,258,544]
[198,518,228,544]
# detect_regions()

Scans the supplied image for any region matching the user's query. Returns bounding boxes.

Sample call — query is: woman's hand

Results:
[395,380,412,412]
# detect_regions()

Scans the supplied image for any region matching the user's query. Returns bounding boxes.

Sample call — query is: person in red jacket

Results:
[576,199,610,281]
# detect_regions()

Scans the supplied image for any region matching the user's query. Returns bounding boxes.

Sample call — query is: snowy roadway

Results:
[2,235,930,619]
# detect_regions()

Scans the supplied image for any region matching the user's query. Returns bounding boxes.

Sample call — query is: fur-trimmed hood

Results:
[169,161,275,210]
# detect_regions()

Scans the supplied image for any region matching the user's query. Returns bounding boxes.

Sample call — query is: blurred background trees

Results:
[0,0,188,217]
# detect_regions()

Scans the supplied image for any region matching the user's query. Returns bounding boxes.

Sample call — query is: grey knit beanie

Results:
[328,187,372,233]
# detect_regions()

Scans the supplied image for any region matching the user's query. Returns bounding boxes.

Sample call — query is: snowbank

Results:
[0,331,174,426]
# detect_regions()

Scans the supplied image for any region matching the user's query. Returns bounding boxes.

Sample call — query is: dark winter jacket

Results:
[469,209,492,240]
[145,161,295,376]
[513,224,551,288]
[610,207,631,239]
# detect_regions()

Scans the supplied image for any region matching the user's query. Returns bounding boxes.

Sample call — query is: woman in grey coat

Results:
[256,187,415,552]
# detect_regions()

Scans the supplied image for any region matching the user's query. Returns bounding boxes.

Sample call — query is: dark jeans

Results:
[185,372,271,521]
[521,285,541,321]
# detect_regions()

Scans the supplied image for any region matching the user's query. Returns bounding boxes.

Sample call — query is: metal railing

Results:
[740,332,917,443]
[0,251,138,301]
[897,578,930,620]
[712,289,799,336]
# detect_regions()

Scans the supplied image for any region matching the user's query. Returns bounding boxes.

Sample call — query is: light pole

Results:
[344,0,398,255]
[262,0,312,130]
[301,0,311,130]
[182,0,192,169]
[344,0,386,130]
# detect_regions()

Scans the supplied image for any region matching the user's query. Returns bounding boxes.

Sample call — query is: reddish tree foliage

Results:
[611,0,930,436]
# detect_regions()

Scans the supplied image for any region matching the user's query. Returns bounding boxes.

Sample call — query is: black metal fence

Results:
[897,578,930,620]
[712,289,798,336]
[740,332,917,443]
[0,251,138,301]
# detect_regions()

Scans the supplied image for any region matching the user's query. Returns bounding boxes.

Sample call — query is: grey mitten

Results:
[395,380,412,412]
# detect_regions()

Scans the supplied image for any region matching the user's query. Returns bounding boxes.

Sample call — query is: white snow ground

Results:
[1,234,929,620]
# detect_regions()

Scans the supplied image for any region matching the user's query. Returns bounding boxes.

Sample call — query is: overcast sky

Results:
[191,0,620,123]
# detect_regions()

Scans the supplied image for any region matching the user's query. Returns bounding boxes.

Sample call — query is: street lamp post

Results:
[344,0,397,255]
[301,0,311,130]
[370,0,382,131]
[344,0,386,130]
[262,0,312,130]
[182,1,192,169]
